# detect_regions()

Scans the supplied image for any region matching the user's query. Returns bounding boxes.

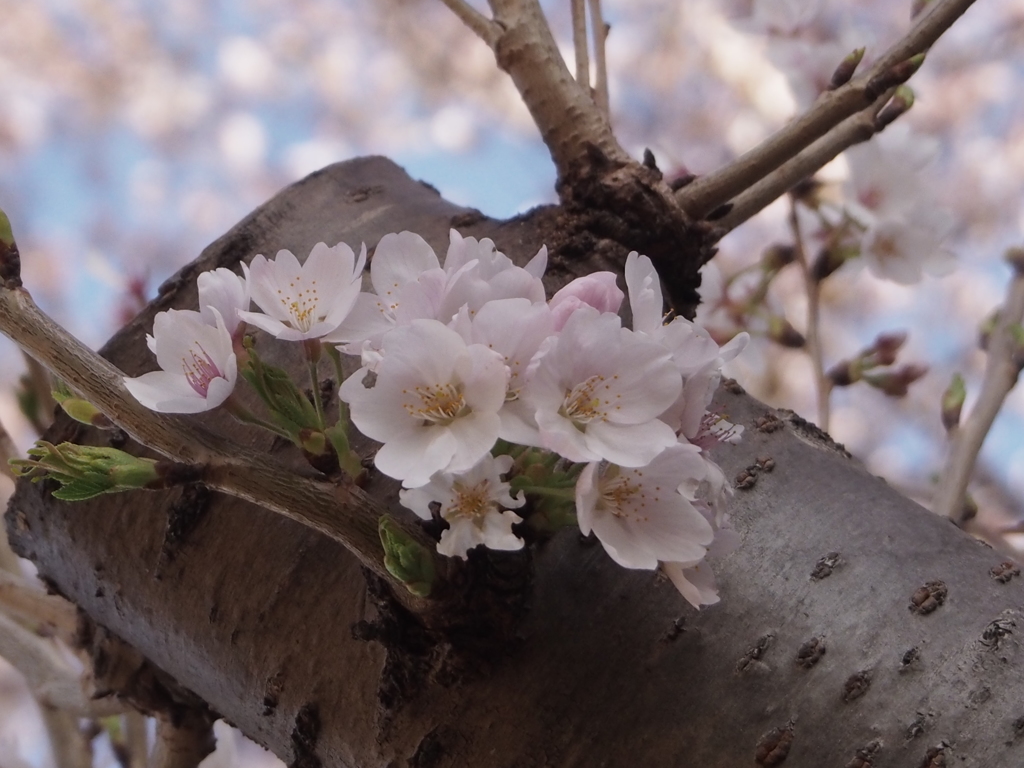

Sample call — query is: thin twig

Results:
[935,267,1024,523]
[789,198,831,431]
[715,94,889,232]
[126,712,150,768]
[437,0,502,47]
[0,286,445,603]
[571,0,590,88]
[39,706,92,768]
[677,0,978,219]
[587,0,609,115]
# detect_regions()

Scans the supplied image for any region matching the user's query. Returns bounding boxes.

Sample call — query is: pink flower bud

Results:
[549,272,624,331]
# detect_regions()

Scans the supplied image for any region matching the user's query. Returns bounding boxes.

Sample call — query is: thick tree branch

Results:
[934,258,1024,523]
[437,0,502,47]
[677,0,978,220]
[0,286,446,605]
[488,0,630,179]
[715,95,889,232]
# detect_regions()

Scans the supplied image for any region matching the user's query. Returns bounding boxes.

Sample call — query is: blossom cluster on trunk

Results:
[123,231,747,608]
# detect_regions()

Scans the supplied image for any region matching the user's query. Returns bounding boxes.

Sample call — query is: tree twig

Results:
[0,570,79,645]
[677,0,978,220]
[587,0,609,116]
[488,0,630,178]
[715,94,889,233]
[934,258,1024,523]
[39,706,92,768]
[0,285,446,604]
[437,0,502,47]
[571,0,589,88]
[789,198,831,432]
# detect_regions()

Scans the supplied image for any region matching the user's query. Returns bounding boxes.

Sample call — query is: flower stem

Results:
[223,396,293,440]
[307,360,326,430]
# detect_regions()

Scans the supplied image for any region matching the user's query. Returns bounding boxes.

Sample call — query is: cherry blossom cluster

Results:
[123,231,747,608]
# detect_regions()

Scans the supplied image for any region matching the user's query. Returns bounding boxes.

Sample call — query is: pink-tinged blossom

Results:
[548,272,624,331]
[339,319,508,488]
[197,267,249,337]
[662,560,721,608]
[575,442,714,570]
[625,252,748,438]
[125,309,237,414]
[452,298,556,446]
[399,454,525,559]
[439,230,547,319]
[239,241,366,341]
[524,307,681,467]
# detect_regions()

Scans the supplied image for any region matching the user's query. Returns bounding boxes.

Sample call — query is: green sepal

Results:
[241,346,321,437]
[378,516,436,598]
[11,441,160,501]
[324,423,363,480]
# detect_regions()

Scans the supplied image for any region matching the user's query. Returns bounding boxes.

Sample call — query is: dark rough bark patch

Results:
[289,703,322,768]
[0,239,22,289]
[844,739,881,768]
[737,633,775,672]
[811,552,843,580]
[990,561,1020,583]
[899,646,921,672]
[408,725,458,768]
[755,721,794,766]
[842,671,871,703]
[158,484,211,572]
[910,581,947,614]
[795,637,826,668]
[780,410,851,457]
[918,743,949,768]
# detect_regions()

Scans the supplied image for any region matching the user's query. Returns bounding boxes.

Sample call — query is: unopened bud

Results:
[379,516,436,598]
[811,245,853,282]
[873,331,908,366]
[0,207,22,290]
[875,85,915,130]
[864,363,928,397]
[51,383,114,429]
[866,54,926,100]
[1004,246,1024,276]
[941,373,965,432]
[767,316,805,348]
[10,441,163,501]
[761,244,796,272]
[827,359,859,387]
[829,47,866,90]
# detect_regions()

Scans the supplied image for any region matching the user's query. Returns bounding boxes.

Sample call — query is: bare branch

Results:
[714,93,889,233]
[587,0,609,116]
[126,712,151,768]
[39,707,92,768]
[0,286,445,603]
[677,0,978,220]
[571,0,589,88]
[934,261,1024,523]
[437,0,502,48]
[488,0,630,179]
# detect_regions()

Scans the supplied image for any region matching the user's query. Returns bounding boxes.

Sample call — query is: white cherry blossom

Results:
[575,442,714,570]
[197,267,249,337]
[125,308,237,413]
[339,319,508,487]
[399,454,525,559]
[524,307,681,467]
[239,241,366,341]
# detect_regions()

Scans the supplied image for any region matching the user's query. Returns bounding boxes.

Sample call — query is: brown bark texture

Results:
[8,157,1024,768]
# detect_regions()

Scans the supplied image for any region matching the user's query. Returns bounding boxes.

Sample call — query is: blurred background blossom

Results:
[1,0,1024,764]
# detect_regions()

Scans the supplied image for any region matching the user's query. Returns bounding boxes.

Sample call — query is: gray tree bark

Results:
[7,157,1024,767]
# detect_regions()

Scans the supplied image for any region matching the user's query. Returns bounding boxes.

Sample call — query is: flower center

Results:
[277,276,321,332]
[599,468,660,522]
[181,343,223,397]
[561,375,607,424]
[403,382,467,424]
[448,481,492,522]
